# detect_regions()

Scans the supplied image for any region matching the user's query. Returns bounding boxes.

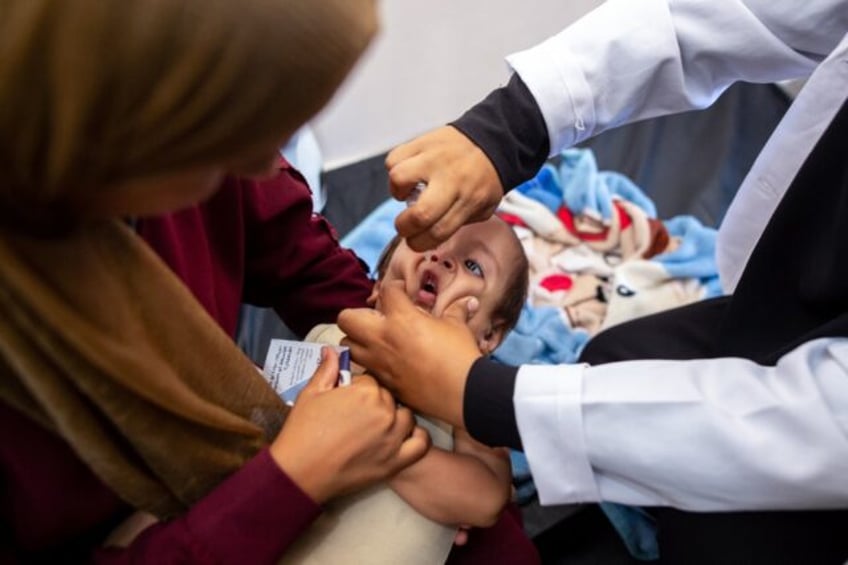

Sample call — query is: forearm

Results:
[93,448,321,564]
[506,0,833,154]
[241,167,372,336]
[463,358,522,450]
[389,446,510,528]
[516,338,848,511]
[451,73,549,192]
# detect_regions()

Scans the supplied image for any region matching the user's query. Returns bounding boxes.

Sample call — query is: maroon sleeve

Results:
[93,448,322,564]
[239,161,373,337]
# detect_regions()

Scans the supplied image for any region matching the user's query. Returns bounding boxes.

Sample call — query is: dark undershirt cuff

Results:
[451,73,550,192]
[463,357,522,450]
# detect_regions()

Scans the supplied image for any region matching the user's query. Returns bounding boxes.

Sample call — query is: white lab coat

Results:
[507,0,848,510]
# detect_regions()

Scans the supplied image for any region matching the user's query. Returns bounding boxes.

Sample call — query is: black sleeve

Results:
[450,73,550,193]
[463,357,523,450]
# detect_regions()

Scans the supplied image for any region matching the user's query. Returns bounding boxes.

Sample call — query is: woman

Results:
[0,0,428,562]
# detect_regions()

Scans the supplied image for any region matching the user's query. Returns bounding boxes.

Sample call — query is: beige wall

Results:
[312,0,602,169]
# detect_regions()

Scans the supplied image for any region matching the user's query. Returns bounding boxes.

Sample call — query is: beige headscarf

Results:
[0,0,377,518]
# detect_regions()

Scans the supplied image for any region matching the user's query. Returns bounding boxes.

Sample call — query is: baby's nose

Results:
[428,252,454,270]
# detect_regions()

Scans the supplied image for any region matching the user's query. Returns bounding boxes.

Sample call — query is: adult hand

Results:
[386,126,502,251]
[338,281,482,427]
[270,348,429,503]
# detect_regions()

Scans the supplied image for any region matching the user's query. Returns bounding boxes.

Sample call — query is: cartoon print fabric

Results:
[492,149,721,366]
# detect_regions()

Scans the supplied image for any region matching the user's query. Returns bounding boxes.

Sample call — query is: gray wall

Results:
[311,0,602,169]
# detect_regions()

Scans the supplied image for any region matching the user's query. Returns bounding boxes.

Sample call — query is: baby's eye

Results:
[464,259,484,277]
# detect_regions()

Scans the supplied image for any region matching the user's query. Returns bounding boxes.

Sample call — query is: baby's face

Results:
[380,216,522,352]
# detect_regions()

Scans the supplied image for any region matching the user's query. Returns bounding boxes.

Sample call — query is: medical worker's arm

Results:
[473,339,848,511]
[390,0,847,251]
[340,284,848,512]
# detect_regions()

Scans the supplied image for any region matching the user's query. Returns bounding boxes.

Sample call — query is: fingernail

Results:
[406,181,426,207]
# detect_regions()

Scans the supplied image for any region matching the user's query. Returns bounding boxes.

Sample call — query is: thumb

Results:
[299,347,340,399]
[443,296,480,326]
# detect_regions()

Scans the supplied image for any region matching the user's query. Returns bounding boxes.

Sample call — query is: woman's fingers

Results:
[298,347,340,399]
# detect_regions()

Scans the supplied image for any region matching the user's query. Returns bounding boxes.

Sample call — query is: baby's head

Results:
[373,216,528,354]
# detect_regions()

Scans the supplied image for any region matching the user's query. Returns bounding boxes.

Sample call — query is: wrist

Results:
[463,358,522,450]
[451,73,550,191]
[269,439,333,504]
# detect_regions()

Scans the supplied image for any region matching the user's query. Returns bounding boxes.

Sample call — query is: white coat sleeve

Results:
[507,0,848,153]
[514,337,848,511]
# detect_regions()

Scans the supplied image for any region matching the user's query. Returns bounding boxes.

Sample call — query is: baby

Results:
[371,215,528,357]
[288,215,529,564]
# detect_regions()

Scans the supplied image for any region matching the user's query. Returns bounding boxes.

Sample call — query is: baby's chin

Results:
[411,302,432,314]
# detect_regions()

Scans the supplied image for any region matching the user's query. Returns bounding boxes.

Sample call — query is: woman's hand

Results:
[386,126,502,252]
[270,348,429,503]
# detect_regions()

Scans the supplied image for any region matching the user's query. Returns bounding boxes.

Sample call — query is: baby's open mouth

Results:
[416,270,438,310]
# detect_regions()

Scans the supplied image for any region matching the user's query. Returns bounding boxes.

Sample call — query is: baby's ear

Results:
[478,321,507,354]
[366,280,381,308]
